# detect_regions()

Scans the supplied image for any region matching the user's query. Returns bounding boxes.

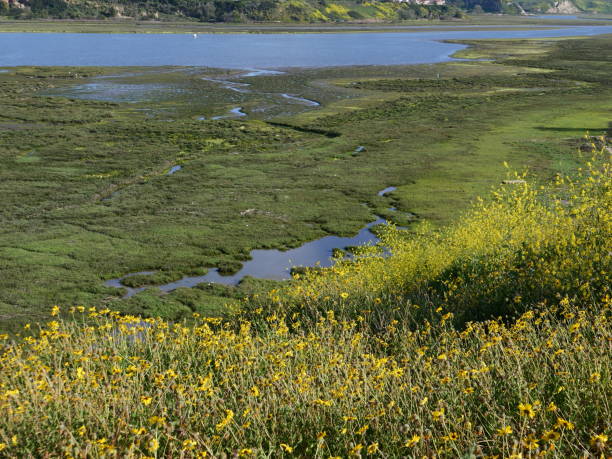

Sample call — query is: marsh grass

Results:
[0,36,611,330]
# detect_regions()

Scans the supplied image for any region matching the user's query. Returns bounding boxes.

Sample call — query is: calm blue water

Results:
[2,27,612,68]
[106,216,386,296]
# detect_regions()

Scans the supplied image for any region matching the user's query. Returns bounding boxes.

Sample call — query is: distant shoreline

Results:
[1,15,611,34]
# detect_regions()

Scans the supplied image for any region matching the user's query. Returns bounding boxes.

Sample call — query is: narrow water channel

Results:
[105,187,400,297]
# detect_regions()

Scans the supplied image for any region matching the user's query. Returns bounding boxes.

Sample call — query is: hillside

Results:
[0,0,463,21]
[0,143,609,457]
[446,0,612,14]
[1,0,611,21]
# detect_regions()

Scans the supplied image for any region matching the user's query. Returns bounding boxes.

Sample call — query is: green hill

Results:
[1,0,463,21]
[2,0,610,21]
[447,0,612,14]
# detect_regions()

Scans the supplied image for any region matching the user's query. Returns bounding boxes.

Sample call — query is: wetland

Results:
[0,28,611,330]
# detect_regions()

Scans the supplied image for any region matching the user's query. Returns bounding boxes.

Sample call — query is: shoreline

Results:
[1,15,611,34]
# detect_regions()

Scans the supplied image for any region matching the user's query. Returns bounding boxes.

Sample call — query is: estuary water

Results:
[1,26,612,68]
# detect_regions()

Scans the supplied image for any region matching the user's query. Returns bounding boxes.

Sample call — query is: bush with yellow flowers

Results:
[0,143,609,457]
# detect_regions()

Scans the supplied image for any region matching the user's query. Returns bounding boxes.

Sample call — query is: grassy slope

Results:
[0,145,609,457]
[0,35,611,330]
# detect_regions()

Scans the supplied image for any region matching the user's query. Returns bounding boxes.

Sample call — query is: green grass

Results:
[0,34,611,329]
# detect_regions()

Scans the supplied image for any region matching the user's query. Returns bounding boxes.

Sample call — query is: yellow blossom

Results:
[404,435,420,447]
[182,439,196,451]
[518,403,536,418]
[590,433,608,447]
[216,410,234,432]
[148,439,159,453]
[554,418,574,430]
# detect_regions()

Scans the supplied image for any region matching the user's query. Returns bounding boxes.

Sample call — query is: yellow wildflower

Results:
[522,435,539,450]
[541,430,560,442]
[404,435,420,447]
[497,426,513,436]
[432,408,444,420]
[589,372,601,383]
[280,443,293,453]
[148,416,166,427]
[216,410,234,432]
[518,403,536,418]
[554,418,575,430]
[148,438,159,453]
[590,433,608,447]
[182,439,196,451]
[349,444,363,456]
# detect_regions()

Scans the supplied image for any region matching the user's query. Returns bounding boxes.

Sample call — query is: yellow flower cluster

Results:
[0,297,608,457]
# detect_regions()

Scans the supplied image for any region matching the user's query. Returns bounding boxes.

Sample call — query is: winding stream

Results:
[201,69,321,119]
[211,107,247,120]
[105,187,400,297]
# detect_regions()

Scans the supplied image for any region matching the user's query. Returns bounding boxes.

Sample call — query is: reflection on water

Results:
[280,93,320,106]
[105,185,403,296]
[4,28,612,67]
[240,69,285,77]
[160,217,385,289]
[202,77,252,93]
[378,186,396,196]
[104,271,155,298]
[212,107,247,120]
[56,81,185,103]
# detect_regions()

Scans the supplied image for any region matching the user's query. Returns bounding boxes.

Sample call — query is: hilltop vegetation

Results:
[1,0,611,21]
[0,144,609,457]
[0,0,463,22]
[448,0,612,15]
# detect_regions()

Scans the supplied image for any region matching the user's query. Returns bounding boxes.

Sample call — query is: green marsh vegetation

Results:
[1,15,610,34]
[0,35,611,330]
